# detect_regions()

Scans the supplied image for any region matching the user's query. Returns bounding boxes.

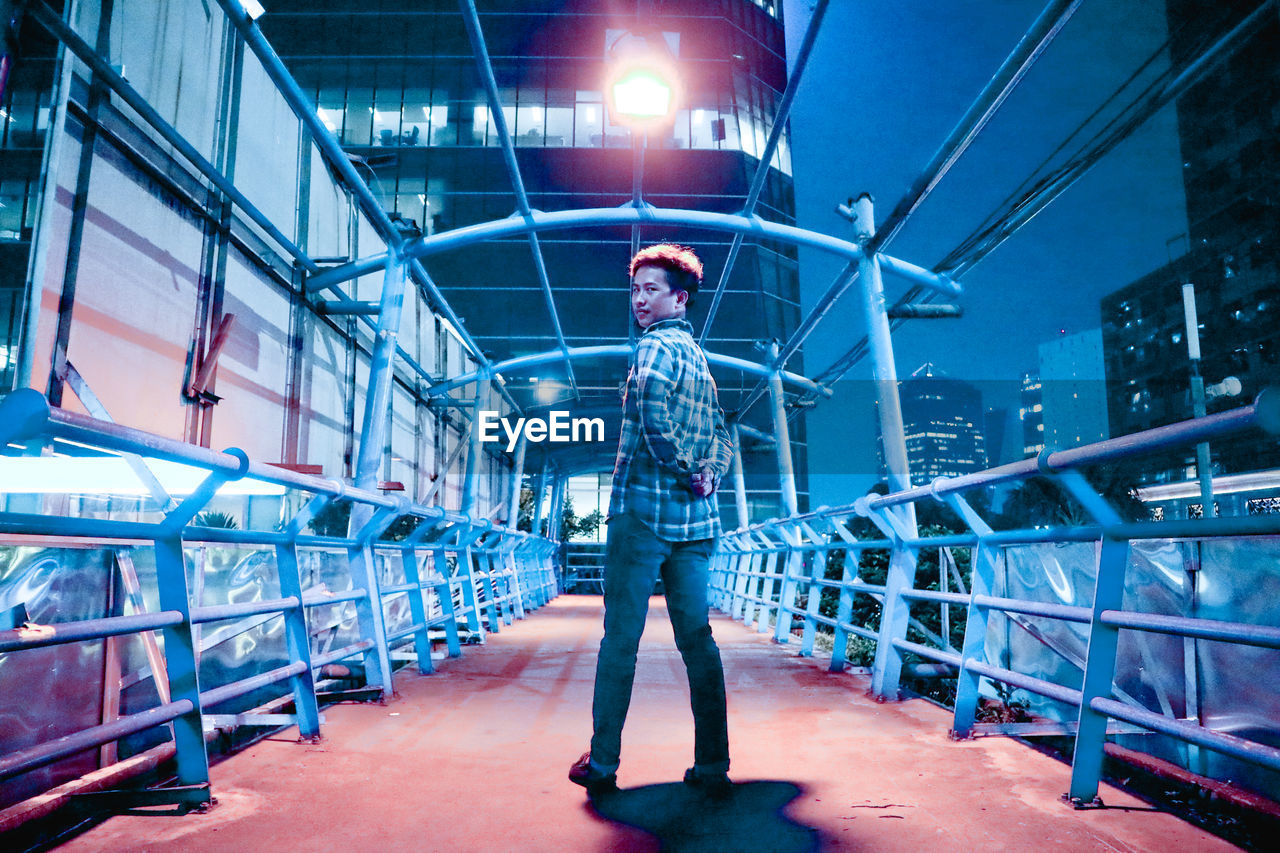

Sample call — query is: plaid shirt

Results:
[608,318,734,541]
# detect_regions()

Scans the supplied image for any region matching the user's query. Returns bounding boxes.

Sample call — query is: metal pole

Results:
[1182,282,1214,517]
[767,343,799,518]
[457,0,578,398]
[507,432,528,529]
[460,372,492,515]
[730,423,749,530]
[548,474,566,542]
[856,195,920,698]
[867,0,1083,255]
[354,253,409,492]
[858,199,915,499]
[699,0,832,343]
[530,463,549,536]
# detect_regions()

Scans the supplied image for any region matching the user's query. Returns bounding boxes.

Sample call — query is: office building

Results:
[1100,0,1279,483]
[260,0,806,518]
[886,363,987,487]
[1019,373,1044,458]
[1038,329,1109,450]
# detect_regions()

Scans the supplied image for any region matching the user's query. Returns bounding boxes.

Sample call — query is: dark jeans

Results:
[588,511,729,776]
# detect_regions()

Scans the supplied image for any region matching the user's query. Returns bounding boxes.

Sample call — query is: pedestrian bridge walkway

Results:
[49,597,1238,853]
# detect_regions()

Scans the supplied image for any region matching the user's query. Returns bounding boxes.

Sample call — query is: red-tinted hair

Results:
[629,243,703,298]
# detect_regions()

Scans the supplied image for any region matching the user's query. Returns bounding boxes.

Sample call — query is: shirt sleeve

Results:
[635,335,694,474]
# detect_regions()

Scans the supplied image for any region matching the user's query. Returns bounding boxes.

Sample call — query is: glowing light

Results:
[610,70,672,118]
[238,0,267,21]
[604,31,682,127]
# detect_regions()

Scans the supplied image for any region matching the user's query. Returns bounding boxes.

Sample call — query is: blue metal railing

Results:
[711,390,1280,806]
[0,390,558,810]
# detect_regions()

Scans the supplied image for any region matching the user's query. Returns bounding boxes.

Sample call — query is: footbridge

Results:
[2,390,1279,850]
[3,0,1280,850]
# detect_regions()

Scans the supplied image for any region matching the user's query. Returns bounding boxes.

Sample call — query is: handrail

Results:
[0,396,560,809]
[710,393,1280,806]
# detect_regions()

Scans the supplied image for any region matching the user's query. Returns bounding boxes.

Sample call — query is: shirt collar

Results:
[641,318,694,335]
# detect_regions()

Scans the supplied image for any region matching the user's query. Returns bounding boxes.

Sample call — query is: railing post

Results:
[1055,469,1129,806]
[730,423,750,530]
[826,552,855,670]
[153,534,211,796]
[767,342,800,521]
[399,548,437,675]
[433,548,464,657]
[943,493,999,738]
[347,504,400,697]
[274,541,322,735]
[799,550,825,657]
[865,503,919,700]
[773,524,808,643]
[756,550,780,633]
[731,550,755,620]
[1067,536,1130,805]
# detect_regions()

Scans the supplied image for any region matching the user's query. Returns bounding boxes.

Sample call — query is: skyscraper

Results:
[1100,0,1279,483]
[1038,329,1109,451]
[886,363,987,487]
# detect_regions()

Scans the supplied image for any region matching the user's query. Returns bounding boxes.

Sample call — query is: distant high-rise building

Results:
[1019,373,1044,458]
[1038,329,1109,450]
[984,405,1013,468]
[882,363,987,487]
[1100,0,1280,483]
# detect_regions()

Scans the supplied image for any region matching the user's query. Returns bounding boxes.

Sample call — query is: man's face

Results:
[631,265,687,329]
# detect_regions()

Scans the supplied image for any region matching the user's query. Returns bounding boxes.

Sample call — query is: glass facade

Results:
[1101,0,1280,484]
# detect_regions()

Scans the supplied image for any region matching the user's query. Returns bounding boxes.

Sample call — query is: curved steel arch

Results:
[431,344,833,399]
[305,206,960,297]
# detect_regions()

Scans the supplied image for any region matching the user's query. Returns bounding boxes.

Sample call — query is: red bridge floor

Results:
[60,596,1236,852]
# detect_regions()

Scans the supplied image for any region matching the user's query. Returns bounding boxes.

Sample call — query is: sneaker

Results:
[683,766,732,799]
[569,752,618,795]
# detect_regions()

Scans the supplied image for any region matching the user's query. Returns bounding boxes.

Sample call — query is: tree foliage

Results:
[517,488,603,541]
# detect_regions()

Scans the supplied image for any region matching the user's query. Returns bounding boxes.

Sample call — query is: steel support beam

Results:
[305,206,956,297]
[354,254,409,491]
[431,344,830,399]
[458,0,578,398]
[700,0,831,344]
[867,0,1083,255]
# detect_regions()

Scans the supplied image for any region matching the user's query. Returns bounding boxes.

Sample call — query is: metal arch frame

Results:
[304,206,960,298]
[431,344,832,399]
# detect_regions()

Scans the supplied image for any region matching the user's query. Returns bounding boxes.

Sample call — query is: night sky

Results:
[781,0,1188,506]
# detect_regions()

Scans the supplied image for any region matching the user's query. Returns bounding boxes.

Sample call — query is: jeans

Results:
[588,511,729,776]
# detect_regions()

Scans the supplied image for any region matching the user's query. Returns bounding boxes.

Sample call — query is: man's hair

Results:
[630,244,703,299]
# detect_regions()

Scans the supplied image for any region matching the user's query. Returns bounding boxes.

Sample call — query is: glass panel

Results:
[344,88,373,146]
[545,107,572,147]
[401,88,430,147]
[574,91,602,147]
[690,107,715,149]
[516,105,546,146]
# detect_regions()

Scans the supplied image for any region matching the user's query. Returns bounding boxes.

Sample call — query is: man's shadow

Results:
[587,780,820,853]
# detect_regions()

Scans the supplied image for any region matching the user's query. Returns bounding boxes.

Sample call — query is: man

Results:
[569,243,735,798]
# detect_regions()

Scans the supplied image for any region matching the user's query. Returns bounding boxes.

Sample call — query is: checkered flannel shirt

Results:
[608,318,734,542]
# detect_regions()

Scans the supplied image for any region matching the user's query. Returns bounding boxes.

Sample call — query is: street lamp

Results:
[604,30,682,128]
